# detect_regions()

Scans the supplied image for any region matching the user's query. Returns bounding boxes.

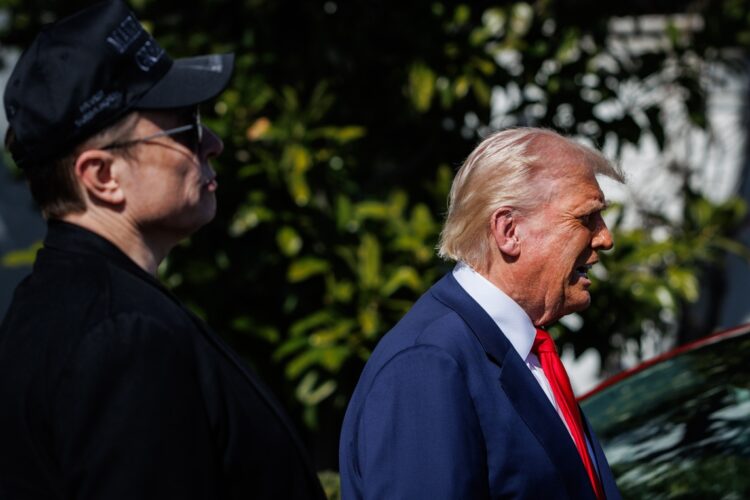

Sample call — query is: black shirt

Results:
[0,221,325,499]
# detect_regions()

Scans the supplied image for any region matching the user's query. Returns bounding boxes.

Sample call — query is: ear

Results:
[74,150,125,206]
[490,207,521,258]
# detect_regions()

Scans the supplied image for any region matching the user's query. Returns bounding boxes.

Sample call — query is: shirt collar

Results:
[452,261,536,360]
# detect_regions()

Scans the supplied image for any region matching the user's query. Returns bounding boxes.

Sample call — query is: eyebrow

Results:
[577,199,609,216]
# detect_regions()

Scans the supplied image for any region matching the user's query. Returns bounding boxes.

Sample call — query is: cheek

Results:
[181,164,203,186]
[562,230,591,255]
[162,167,195,193]
[139,171,191,211]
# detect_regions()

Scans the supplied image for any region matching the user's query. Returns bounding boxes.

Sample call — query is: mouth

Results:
[203,176,218,192]
[575,262,594,281]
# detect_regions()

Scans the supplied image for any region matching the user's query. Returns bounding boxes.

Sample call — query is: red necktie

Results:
[532,329,605,500]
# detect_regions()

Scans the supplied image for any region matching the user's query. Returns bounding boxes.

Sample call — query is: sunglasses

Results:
[101,107,203,153]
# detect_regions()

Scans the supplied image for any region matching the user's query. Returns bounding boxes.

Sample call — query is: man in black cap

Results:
[0,1,325,499]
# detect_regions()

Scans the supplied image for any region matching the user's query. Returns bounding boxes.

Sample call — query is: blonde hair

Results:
[437,127,623,270]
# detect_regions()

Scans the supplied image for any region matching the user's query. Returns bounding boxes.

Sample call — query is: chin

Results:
[188,212,216,234]
[191,199,217,226]
[565,293,592,315]
[154,208,216,240]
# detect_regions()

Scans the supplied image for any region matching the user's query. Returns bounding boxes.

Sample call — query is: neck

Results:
[483,258,547,327]
[62,210,171,275]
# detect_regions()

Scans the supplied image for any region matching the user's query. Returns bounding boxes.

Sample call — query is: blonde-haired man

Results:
[340,128,623,499]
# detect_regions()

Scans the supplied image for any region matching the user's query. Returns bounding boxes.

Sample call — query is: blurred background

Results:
[1,0,749,483]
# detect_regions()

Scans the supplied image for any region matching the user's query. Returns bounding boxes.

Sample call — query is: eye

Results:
[578,214,592,225]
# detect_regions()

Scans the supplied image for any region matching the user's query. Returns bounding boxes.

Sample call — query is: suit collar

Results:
[430,272,512,364]
[431,272,598,499]
[452,262,536,360]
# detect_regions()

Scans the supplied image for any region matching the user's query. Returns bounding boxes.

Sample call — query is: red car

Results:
[579,324,750,499]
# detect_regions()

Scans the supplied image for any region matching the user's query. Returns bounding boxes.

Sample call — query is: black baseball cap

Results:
[3,0,234,169]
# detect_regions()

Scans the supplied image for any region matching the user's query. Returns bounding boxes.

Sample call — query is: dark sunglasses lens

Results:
[171,107,201,152]
[195,108,202,149]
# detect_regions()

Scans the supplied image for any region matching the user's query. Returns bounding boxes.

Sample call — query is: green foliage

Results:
[318,470,341,500]
[2,0,750,467]
[1,241,41,267]
[272,186,446,428]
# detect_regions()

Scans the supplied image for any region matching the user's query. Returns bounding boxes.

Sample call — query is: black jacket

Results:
[0,221,325,500]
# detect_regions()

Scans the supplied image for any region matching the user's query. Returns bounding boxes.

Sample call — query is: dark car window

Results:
[581,332,750,499]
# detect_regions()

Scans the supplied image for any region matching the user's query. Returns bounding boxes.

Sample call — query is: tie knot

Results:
[532,329,557,355]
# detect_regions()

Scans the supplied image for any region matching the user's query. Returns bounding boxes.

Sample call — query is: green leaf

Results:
[312,126,367,144]
[310,321,355,347]
[289,170,311,206]
[319,345,351,372]
[358,304,380,339]
[289,310,337,337]
[276,226,303,257]
[555,27,581,63]
[471,56,496,76]
[228,205,274,236]
[336,195,354,231]
[286,345,349,379]
[288,257,330,282]
[454,4,471,26]
[354,201,390,221]
[387,191,409,218]
[274,337,309,360]
[666,267,700,302]
[381,266,423,296]
[408,62,436,113]
[357,234,382,289]
[318,470,342,500]
[1,241,42,267]
[231,316,280,343]
[454,75,470,98]
[296,371,337,405]
[326,276,355,303]
[286,350,321,379]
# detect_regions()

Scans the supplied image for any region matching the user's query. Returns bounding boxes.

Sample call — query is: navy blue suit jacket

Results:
[339,273,621,499]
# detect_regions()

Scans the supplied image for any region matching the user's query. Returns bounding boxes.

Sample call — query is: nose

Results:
[200,126,224,159]
[592,214,614,250]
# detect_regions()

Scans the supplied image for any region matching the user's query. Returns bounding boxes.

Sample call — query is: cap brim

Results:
[136,53,234,109]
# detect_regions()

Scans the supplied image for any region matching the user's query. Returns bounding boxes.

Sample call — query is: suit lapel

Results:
[431,273,596,499]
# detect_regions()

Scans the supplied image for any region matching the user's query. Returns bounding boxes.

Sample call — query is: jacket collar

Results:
[43,220,160,284]
[431,271,512,364]
[430,272,598,500]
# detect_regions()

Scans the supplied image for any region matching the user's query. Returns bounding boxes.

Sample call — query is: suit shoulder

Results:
[2,248,194,357]
[359,302,483,396]
[379,299,477,361]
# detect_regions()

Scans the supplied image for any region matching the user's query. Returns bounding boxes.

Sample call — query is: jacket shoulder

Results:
[373,287,480,364]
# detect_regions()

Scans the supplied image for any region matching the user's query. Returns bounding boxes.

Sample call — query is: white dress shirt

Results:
[452,262,574,439]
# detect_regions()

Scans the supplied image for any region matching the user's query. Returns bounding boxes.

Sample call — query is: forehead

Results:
[538,161,607,213]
